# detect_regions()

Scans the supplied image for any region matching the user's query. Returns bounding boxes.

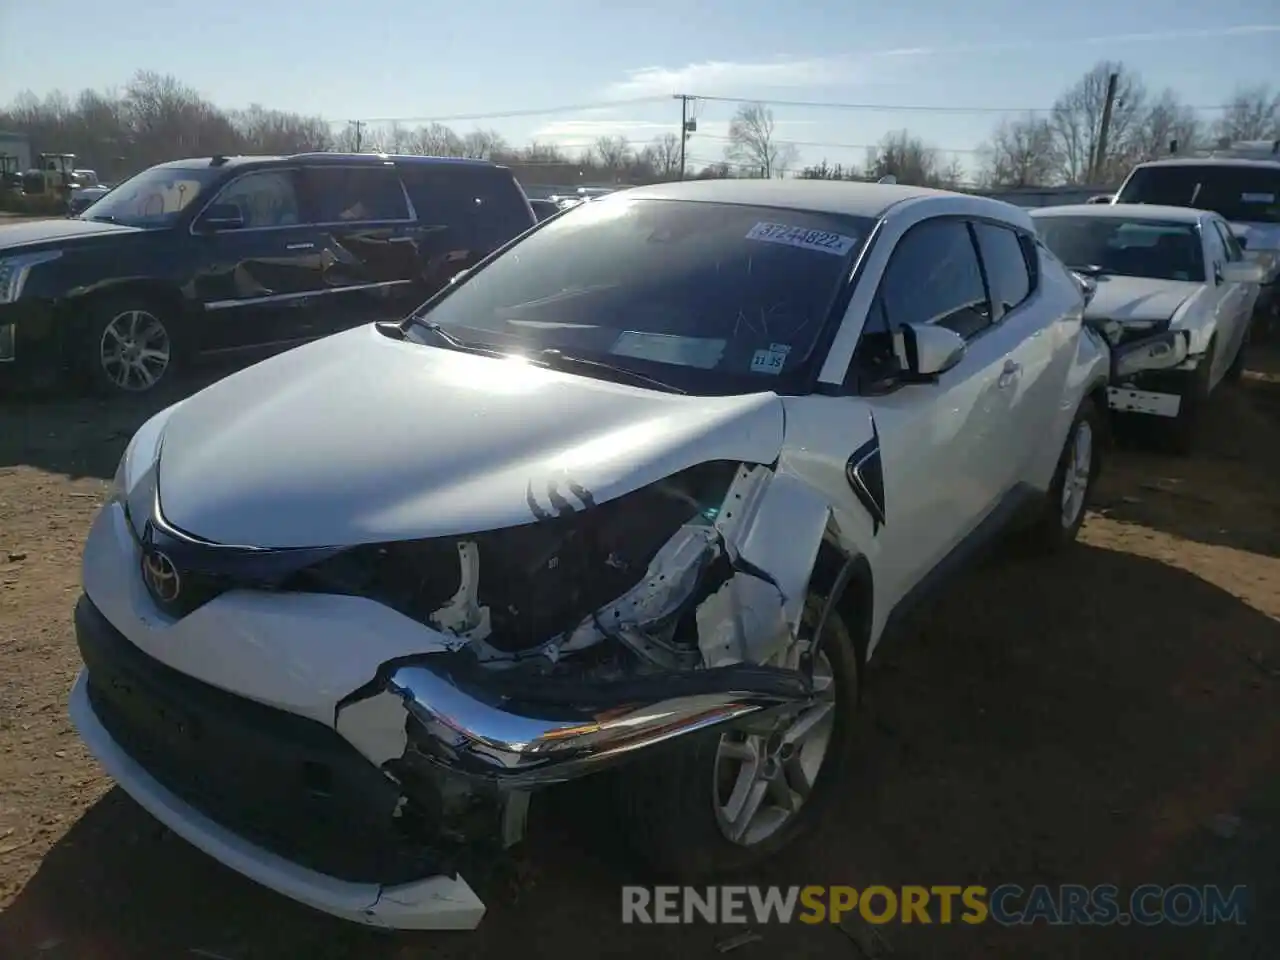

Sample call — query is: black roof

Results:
[153,153,502,171]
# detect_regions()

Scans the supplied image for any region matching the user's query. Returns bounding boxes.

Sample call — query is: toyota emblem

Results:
[141,549,182,605]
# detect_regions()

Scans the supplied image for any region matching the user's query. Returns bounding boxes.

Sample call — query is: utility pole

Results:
[673,95,696,180]
[1090,72,1119,185]
[349,120,364,153]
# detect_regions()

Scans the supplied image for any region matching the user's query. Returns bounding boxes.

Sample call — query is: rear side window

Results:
[972,221,1033,318]
[399,165,535,250]
[303,166,410,223]
[879,218,991,340]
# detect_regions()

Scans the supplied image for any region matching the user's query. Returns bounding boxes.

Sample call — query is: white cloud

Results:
[880,23,1280,58]
[600,25,1280,102]
[603,55,865,100]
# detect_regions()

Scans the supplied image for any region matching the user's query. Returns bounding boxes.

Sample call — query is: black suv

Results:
[0,153,536,394]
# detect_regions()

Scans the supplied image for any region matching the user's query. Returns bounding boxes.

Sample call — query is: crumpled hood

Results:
[155,324,786,548]
[0,217,145,252]
[1083,275,1200,323]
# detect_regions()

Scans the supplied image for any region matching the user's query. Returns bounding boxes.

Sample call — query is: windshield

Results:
[81,165,222,227]
[409,196,874,394]
[1116,164,1280,225]
[1034,216,1205,283]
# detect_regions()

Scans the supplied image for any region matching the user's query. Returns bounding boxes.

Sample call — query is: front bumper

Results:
[74,495,816,928]
[0,300,64,389]
[1092,324,1195,419]
[69,594,486,929]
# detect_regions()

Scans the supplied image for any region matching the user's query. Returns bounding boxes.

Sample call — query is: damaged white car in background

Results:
[1032,203,1263,452]
[70,180,1110,931]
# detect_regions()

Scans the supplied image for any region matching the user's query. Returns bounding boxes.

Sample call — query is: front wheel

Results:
[612,592,862,880]
[1168,339,1215,456]
[1024,397,1103,553]
[81,297,176,396]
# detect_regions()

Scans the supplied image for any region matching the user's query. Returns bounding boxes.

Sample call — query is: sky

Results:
[1,0,1278,174]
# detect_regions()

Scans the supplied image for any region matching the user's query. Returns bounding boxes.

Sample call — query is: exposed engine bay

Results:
[329,459,835,795]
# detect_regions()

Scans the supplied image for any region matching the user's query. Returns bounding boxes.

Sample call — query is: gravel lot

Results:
[1,347,1278,959]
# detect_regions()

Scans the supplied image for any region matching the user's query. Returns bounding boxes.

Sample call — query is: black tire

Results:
[1168,338,1215,456]
[1024,397,1104,553]
[611,591,862,881]
[80,295,177,396]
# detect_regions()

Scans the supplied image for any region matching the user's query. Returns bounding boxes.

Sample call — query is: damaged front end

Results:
[328,461,833,796]
[1084,315,1196,417]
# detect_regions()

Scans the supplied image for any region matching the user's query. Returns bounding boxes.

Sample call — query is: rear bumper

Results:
[69,594,487,930]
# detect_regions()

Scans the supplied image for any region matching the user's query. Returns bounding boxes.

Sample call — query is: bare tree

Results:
[405,122,463,156]
[519,141,570,164]
[645,132,682,178]
[1212,85,1280,143]
[976,114,1058,188]
[1130,89,1201,161]
[864,130,947,187]
[694,161,733,180]
[725,102,798,178]
[590,135,632,172]
[458,129,508,159]
[1050,61,1147,184]
[798,159,859,180]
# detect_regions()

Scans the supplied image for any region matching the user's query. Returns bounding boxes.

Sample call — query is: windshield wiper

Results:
[405,319,507,357]
[532,349,686,394]
[85,214,118,223]
[1070,264,1112,276]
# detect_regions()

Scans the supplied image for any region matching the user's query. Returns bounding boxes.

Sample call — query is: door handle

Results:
[387,236,415,245]
[286,242,315,251]
[997,359,1021,389]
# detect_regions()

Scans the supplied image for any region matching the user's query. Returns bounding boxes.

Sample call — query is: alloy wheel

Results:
[1060,419,1093,528]
[713,649,837,846]
[99,309,171,392]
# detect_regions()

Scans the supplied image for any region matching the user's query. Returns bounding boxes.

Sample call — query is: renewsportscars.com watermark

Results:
[622,884,1250,927]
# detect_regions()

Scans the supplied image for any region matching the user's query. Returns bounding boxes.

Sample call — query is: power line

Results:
[675,93,1235,115]
[695,133,983,154]
[341,96,667,126]
[333,91,1239,128]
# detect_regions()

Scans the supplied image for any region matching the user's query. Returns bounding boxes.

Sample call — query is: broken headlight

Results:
[288,461,742,653]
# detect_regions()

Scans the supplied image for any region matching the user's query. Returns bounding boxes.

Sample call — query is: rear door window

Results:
[302,166,411,223]
[971,221,1033,319]
[399,165,535,250]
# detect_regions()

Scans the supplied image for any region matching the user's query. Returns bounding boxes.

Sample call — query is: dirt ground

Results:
[1,347,1278,960]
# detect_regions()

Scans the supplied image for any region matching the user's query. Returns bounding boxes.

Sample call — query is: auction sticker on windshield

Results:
[750,342,791,375]
[746,222,858,256]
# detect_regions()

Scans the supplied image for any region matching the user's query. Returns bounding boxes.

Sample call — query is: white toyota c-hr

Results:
[71,180,1111,931]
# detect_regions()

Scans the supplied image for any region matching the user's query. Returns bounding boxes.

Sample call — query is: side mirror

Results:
[449,268,471,284]
[1220,261,1265,284]
[196,202,245,232]
[894,323,966,382]
[1235,234,1249,250]
[1072,271,1098,307]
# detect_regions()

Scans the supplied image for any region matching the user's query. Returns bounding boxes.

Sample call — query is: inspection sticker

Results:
[750,343,791,374]
[746,222,858,256]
